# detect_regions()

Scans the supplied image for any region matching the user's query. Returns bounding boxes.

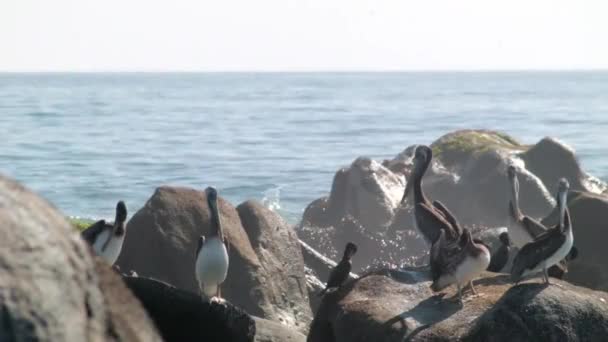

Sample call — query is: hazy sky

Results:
[1,0,607,71]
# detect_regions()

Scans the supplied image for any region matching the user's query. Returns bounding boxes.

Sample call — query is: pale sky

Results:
[1,0,607,71]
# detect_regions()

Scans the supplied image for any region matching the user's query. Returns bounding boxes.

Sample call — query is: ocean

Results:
[1,72,607,223]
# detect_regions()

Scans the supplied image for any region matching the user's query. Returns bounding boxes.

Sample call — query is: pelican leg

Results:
[543,267,550,285]
[469,281,477,295]
[217,285,222,299]
[457,283,463,306]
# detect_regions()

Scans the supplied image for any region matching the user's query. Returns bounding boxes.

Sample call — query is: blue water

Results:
[1,72,607,223]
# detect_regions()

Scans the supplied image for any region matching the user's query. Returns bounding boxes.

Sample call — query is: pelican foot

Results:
[209,296,226,304]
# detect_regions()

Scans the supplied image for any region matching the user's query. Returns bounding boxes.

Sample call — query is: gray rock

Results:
[237,200,313,333]
[0,174,161,342]
[122,275,255,342]
[254,317,307,342]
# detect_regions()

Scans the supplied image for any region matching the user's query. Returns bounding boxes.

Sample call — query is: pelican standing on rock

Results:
[195,187,229,301]
[506,165,549,248]
[81,201,128,266]
[511,179,573,285]
[319,242,358,296]
[431,228,491,305]
[402,145,462,245]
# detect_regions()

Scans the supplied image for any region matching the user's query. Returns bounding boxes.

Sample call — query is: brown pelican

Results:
[195,187,229,300]
[81,201,128,265]
[487,232,511,273]
[506,165,548,248]
[319,242,358,296]
[511,179,573,284]
[402,145,462,244]
[431,228,491,305]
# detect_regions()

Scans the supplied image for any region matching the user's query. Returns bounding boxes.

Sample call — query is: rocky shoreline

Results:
[2,129,608,341]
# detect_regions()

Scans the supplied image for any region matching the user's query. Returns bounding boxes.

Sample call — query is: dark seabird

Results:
[195,187,229,300]
[81,201,128,265]
[319,242,358,296]
[431,228,491,305]
[511,179,573,285]
[487,232,511,273]
[402,145,462,245]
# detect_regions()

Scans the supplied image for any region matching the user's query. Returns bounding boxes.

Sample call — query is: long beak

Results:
[209,197,223,240]
[558,190,568,230]
[401,180,412,204]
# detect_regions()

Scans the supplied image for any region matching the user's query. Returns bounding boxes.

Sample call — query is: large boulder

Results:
[237,200,312,333]
[542,191,608,292]
[116,186,263,313]
[307,268,608,342]
[522,137,607,194]
[123,275,255,342]
[302,157,405,232]
[0,174,161,341]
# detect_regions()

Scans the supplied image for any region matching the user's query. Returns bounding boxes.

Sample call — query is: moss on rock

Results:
[430,129,524,167]
[69,217,95,232]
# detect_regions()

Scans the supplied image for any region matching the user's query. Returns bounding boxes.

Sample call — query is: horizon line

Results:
[1,68,608,74]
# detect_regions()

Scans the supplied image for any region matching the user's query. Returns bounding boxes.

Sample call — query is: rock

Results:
[116,186,265,316]
[302,158,405,232]
[0,174,161,342]
[122,275,255,342]
[466,282,608,342]
[237,200,312,333]
[542,191,608,292]
[307,268,608,342]
[304,267,326,313]
[254,317,307,342]
[522,137,607,194]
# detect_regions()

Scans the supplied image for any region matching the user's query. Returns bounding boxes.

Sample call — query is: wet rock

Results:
[237,200,312,333]
[307,268,608,342]
[123,275,255,342]
[0,174,161,342]
[542,190,608,292]
[254,317,307,342]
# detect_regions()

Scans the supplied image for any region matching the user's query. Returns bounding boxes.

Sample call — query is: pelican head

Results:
[499,232,511,246]
[343,242,358,260]
[205,187,222,238]
[114,201,128,235]
[402,145,432,203]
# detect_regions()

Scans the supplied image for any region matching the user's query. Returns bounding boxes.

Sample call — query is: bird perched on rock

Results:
[195,187,229,301]
[487,232,512,273]
[319,242,358,296]
[81,201,128,266]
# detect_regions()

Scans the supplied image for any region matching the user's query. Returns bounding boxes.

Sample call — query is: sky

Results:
[1,0,607,72]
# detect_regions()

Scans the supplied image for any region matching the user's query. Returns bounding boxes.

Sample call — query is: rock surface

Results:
[0,174,161,342]
[254,317,307,342]
[123,275,255,342]
[237,200,313,333]
[542,190,608,292]
[307,268,608,342]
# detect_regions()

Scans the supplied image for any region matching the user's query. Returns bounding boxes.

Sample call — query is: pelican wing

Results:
[417,202,458,243]
[521,216,548,239]
[80,220,108,245]
[511,228,566,280]
[432,200,462,236]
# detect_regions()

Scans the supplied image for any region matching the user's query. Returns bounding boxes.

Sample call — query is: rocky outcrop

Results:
[118,187,312,332]
[542,190,608,292]
[0,174,161,342]
[307,268,608,342]
[122,275,255,342]
[254,317,307,342]
[302,157,405,232]
[237,200,312,333]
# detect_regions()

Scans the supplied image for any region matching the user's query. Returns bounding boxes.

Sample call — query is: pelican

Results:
[402,145,462,245]
[195,187,229,300]
[487,232,511,273]
[319,242,358,296]
[431,228,491,305]
[511,179,573,285]
[81,201,128,265]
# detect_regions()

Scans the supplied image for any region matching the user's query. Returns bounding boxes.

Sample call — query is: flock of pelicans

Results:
[80,144,577,307]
